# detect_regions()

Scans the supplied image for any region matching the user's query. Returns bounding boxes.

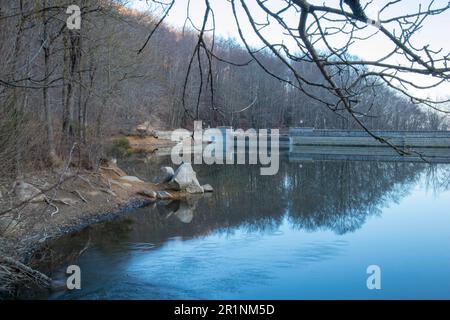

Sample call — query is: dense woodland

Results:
[1,0,448,177]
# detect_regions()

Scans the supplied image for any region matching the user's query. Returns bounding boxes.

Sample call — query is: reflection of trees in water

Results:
[195,161,429,235]
[284,162,426,234]
[119,156,447,235]
[195,163,288,233]
[117,160,434,240]
[38,160,447,271]
[116,160,431,240]
[423,164,450,192]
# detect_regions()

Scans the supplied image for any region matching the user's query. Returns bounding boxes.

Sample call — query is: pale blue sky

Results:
[128,0,450,101]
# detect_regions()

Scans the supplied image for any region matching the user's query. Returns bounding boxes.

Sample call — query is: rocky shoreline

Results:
[0,160,212,298]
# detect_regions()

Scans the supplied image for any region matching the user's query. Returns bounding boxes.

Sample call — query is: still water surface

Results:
[41,155,450,299]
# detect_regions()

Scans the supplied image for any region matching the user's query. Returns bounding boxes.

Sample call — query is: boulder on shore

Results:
[13,181,46,203]
[202,184,214,193]
[167,163,204,194]
[158,166,175,183]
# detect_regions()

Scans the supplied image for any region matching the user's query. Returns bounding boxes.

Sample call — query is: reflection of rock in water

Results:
[156,196,203,224]
[174,202,194,223]
[156,200,180,217]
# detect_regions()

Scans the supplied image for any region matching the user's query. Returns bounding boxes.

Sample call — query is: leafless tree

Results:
[138,0,450,149]
[1,0,449,178]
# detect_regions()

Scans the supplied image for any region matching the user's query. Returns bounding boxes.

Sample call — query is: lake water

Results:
[37,154,450,299]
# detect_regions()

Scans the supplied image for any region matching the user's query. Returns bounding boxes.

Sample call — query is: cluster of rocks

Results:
[159,163,213,194]
[135,121,158,138]
[6,163,212,207]
[124,163,213,200]
[12,181,78,206]
[137,189,173,200]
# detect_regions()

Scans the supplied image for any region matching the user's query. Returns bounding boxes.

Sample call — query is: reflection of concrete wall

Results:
[289,146,450,163]
[290,128,450,148]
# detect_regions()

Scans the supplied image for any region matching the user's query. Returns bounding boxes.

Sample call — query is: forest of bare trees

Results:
[1,0,449,178]
[2,0,450,301]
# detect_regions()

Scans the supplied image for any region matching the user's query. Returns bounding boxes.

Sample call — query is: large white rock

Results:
[14,181,46,203]
[167,163,203,194]
[202,184,214,192]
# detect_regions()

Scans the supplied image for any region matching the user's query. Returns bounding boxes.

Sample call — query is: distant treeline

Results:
[0,0,447,175]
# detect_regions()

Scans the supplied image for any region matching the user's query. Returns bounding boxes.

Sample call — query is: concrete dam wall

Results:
[289,128,450,148]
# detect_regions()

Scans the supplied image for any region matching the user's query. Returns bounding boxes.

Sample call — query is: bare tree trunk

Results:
[61,28,69,141]
[42,0,58,165]
[63,30,81,145]
[11,0,27,179]
[82,52,96,143]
